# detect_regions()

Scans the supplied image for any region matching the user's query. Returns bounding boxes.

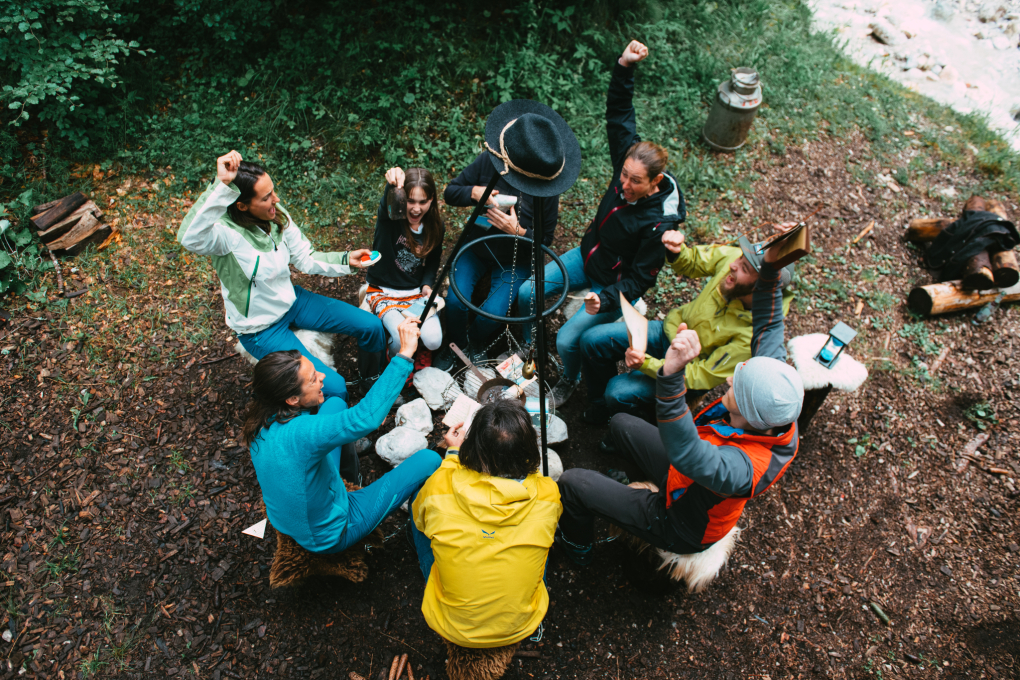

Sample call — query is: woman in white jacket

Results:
[177,151,386,401]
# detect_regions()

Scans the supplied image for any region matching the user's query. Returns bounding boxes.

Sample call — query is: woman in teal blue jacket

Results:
[242,316,441,553]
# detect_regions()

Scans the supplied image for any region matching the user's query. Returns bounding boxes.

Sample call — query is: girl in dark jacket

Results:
[517,40,686,407]
[364,167,445,356]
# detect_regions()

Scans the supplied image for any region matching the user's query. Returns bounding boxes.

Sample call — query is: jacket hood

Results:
[450,464,542,527]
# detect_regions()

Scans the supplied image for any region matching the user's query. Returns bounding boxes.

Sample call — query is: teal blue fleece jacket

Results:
[250,355,413,552]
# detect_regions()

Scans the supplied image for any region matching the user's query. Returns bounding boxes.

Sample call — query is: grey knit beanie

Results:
[733,357,804,431]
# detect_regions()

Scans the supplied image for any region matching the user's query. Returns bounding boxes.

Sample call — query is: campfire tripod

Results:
[416,172,568,476]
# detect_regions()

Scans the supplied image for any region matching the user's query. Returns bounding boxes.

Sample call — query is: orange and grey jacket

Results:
[656,261,798,549]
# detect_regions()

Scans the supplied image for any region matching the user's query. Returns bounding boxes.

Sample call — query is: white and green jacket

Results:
[177,181,353,335]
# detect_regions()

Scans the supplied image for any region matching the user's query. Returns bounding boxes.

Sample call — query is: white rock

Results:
[933,185,959,199]
[561,288,589,318]
[633,298,648,316]
[992,35,1014,49]
[375,426,429,467]
[940,64,960,82]
[1,629,11,643]
[978,1,1006,22]
[395,398,434,434]
[413,367,462,409]
[870,19,904,44]
[932,0,956,21]
[537,414,569,445]
[236,341,257,366]
[542,449,564,482]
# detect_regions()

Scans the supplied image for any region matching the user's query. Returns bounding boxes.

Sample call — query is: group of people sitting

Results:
[178,40,805,669]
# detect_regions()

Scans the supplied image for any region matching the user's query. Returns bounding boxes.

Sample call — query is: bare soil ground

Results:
[1,130,1018,680]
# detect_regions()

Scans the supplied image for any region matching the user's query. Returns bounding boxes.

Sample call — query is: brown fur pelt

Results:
[266,482,383,588]
[443,640,520,680]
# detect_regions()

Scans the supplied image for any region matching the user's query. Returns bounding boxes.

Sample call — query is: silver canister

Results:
[702,67,763,152]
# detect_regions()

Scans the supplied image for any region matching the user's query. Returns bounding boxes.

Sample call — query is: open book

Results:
[443,394,481,430]
[619,293,648,355]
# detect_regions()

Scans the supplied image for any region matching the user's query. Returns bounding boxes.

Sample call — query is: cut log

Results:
[44,211,101,251]
[908,280,1020,316]
[991,250,1020,288]
[29,193,88,232]
[985,198,1010,221]
[37,201,102,244]
[905,217,952,242]
[53,225,113,257]
[960,250,995,290]
[31,198,61,216]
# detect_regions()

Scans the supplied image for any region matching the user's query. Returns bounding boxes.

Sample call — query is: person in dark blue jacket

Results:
[436,153,560,370]
[516,40,686,408]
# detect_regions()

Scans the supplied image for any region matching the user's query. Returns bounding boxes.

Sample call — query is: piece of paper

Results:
[242,518,267,539]
[619,293,648,356]
[443,394,481,430]
[495,353,530,386]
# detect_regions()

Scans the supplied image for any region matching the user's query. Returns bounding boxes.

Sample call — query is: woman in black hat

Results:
[433,154,560,371]
[516,40,686,408]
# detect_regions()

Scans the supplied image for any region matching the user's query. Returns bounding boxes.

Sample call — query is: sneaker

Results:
[554,528,592,567]
[549,375,580,408]
[432,346,456,372]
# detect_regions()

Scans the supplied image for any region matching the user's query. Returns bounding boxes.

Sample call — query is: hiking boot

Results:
[549,375,580,408]
[431,345,457,373]
[581,404,611,426]
[357,348,385,392]
[598,432,618,456]
[554,528,592,567]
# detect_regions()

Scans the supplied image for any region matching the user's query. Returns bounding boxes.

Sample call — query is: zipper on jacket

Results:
[585,204,627,268]
[244,256,260,317]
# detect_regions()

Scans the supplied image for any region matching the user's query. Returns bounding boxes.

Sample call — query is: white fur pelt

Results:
[234,329,337,369]
[787,333,868,392]
[627,481,739,593]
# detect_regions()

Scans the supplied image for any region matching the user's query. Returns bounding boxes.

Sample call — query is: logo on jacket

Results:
[481,529,496,540]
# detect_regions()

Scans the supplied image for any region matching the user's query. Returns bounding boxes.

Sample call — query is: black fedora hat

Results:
[484,99,581,198]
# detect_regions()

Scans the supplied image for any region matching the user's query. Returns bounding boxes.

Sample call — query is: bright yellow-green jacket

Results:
[412,453,562,648]
[641,244,794,390]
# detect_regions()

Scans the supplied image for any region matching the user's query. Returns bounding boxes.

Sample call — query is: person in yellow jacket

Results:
[410,400,562,652]
[579,227,794,432]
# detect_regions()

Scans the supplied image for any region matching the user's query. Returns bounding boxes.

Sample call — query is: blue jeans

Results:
[238,285,386,402]
[325,449,442,554]
[580,320,671,417]
[445,248,530,348]
[517,247,628,382]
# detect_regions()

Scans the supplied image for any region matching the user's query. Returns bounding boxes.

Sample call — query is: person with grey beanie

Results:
[555,227,802,565]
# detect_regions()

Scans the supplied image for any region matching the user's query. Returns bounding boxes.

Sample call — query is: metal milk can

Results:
[702,67,762,152]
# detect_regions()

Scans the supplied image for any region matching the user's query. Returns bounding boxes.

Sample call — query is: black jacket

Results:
[579,62,686,315]
[443,152,559,268]
[367,184,444,290]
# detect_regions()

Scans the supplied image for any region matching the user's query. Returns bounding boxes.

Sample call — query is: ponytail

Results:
[241,350,304,447]
[625,141,668,180]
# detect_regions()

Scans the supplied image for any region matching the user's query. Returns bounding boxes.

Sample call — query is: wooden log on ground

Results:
[56,225,112,257]
[905,218,952,242]
[31,198,61,216]
[962,195,986,213]
[985,198,1010,221]
[37,201,103,244]
[991,250,1020,288]
[960,250,996,290]
[908,280,1020,316]
[45,211,102,251]
[29,193,88,232]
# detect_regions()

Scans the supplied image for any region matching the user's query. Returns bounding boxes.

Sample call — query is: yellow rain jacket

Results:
[641,244,794,390]
[412,453,562,648]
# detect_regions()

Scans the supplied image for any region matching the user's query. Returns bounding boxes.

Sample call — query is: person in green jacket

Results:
[178,151,386,403]
[242,316,441,554]
[579,226,794,431]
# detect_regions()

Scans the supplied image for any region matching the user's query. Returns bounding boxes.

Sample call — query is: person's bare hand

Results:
[349,248,373,268]
[471,186,499,205]
[619,40,649,67]
[661,229,685,254]
[217,150,242,186]
[397,316,420,357]
[385,167,406,187]
[486,206,521,235]
[624,347,645,370]
[444,421,467,449]
[663,326,700,376]
[421,285,432,297]
[584,292,601,315]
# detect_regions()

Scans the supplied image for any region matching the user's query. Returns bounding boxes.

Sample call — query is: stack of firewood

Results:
[906,196,1020,316]
[30,193,112,257]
